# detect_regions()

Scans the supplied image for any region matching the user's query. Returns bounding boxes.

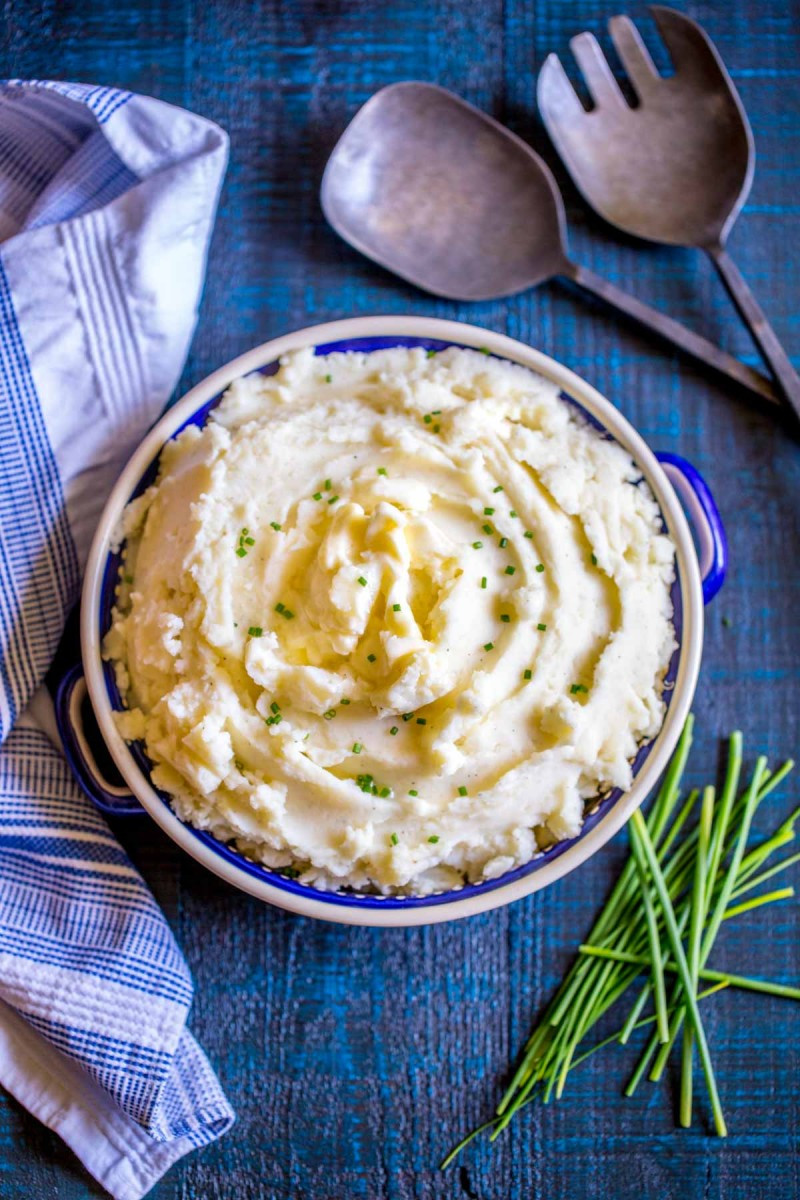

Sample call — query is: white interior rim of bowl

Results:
[81,316,704,927]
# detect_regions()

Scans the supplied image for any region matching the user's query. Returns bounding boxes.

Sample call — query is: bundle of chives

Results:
[443,719,798,1166]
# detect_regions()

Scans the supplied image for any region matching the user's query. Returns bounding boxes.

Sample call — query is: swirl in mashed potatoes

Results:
[104,345,676,895]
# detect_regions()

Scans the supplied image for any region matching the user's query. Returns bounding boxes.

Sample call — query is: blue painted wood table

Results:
[1,1,799,1197]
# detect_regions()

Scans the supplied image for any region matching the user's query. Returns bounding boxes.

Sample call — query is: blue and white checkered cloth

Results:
[0,81,234,1199]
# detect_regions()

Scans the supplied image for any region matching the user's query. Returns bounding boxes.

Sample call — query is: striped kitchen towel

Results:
[0,81,234,1199]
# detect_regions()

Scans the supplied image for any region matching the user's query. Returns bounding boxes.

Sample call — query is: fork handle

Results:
[564,261,780,410]
[706,244,800,424]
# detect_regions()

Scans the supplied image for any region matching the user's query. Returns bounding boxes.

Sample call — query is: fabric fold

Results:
[0,79,234,1199]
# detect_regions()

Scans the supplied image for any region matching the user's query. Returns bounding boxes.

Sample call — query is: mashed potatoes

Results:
[104,346,676,895]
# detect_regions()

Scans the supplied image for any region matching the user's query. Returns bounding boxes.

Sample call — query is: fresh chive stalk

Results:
[631,825,670,1044]
[441,982,729,1171]
[680,784,714,1125]
[630,809,727,1136]
[576,946,800,1001]
[444,722,798,1167]
[723,886,795,921]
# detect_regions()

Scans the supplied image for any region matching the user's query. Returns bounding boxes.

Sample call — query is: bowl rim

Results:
[81,315,703,927]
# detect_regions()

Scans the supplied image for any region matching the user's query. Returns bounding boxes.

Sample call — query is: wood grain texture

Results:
[1,1,799,1197]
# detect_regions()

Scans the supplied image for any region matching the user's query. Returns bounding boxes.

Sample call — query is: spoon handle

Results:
[706,245,800,424]
[564,261,780,409]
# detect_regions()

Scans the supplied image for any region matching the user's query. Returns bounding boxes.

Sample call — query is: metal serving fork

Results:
[538,5,800,423]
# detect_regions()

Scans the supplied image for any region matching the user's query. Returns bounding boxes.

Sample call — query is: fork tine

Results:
[570,32,628,111]
[537,53,587,125]
[608,15,660,99]
[649,5,722,79]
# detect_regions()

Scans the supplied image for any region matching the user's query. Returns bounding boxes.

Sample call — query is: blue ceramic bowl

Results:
[73,317,725,926]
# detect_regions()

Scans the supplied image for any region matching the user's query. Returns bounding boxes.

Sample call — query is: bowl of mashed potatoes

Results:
[78,316,725,926]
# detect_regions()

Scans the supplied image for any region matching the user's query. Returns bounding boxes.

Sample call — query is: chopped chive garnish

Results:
[270,522,282,531]
[357,576,367,587]
[484,507,495,516]
[536,563,545,573]
[501,614,511,623]
[324,373,332,383]
[402,713,414,722]
[458,785,468,796]
[510,510,518,518]
[483,524,494,535]
[377,467,388,476]
[432,410,441,415]
[275,602,285,613]
[380,788,391,798]
[265,714,282,726]
[324,479,332,490]
[479,347,490,355]
[524,530,533,539]
[499,537,508,548]
[409,789,418,796]
[323,709,336,719]
[244,537,255,546]
[242,527,249,535]
[236,547,247,558]
[472,541,483,550]
[390,726,399,735]
[484,642,494,651]
[416,717,427,726]
[433,424,441,433]
[390,833,399,845]
[270,702,280,714]
[537,622,547,631]
[481,576,487,589]
[328,495,339,505]
[352,743,362,754]
[248,626,263,637]
[428,835,440,843]
[523,669,532,680]
[123,573,133,583]
[493,486,503,493]
[340,698,350,705]
[426,349,437,358]
[591,553,598,565]
[570,683,588,694]
[424,414,432,424]
[282,609,294,620]
[313,492,322,501]
[367,653,376,663]
[505,565,516,575]
[393,603,401,612]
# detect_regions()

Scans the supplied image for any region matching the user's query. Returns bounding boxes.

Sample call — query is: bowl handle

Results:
[656,452,727,604]
[54,664,145,816]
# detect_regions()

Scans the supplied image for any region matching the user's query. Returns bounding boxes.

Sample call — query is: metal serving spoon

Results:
[321,81,778,408]
[538,6,800,422]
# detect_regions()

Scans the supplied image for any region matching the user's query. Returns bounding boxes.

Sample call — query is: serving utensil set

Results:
[322,6,799,425]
